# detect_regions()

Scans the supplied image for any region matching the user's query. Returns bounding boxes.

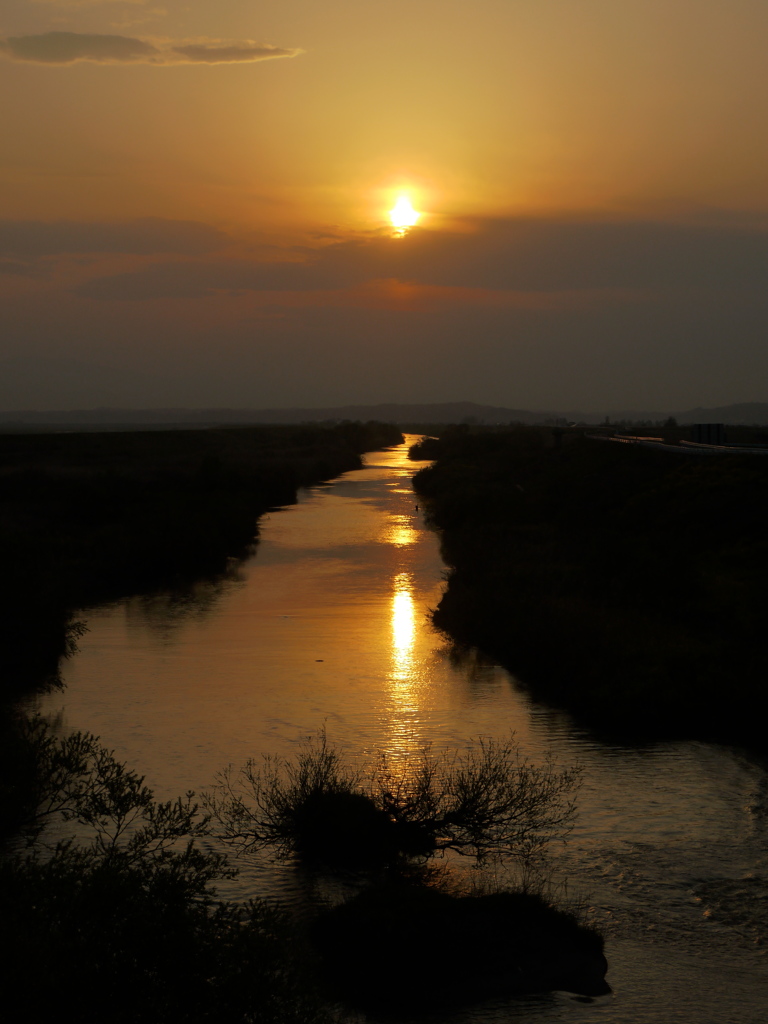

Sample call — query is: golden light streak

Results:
[391,575,416,682]
[385,572,426,761]
[383,513,418,547]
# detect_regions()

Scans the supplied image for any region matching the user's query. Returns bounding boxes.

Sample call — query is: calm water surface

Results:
[38,439,768,1023]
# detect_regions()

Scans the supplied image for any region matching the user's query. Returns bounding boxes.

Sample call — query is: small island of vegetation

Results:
[206,730,607,1011]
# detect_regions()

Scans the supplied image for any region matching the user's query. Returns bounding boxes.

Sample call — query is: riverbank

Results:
[0,421,403,702]
[411,427,768,749]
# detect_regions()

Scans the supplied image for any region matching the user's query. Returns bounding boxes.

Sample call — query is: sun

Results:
[389,195,420,235]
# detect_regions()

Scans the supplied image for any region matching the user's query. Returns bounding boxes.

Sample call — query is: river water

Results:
[37,438,767,1022]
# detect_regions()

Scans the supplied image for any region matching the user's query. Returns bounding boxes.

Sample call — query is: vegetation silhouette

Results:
[411,425,768,747]
[206,732,605,1009]
[312,879,609,1011]
[2,716,333,1024]
[3,719,605,1018]
[206,729,581,870]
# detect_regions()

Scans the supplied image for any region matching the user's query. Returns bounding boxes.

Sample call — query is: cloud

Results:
[0,32,154,64]
[0,218,230,265]
[76,258,336,299]
[0,31,301,66]
[170,43,297,65]
[72,217,768,300]
[30,1,150,6]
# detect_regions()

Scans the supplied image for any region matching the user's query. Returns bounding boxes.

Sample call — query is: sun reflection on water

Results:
[391,573,415,682]
[385,572,426,761]
[383,513,418,547]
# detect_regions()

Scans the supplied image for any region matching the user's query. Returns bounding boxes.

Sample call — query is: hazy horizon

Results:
[4,394,768,428]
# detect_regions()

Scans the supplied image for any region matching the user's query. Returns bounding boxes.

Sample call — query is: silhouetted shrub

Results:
[206,729,373,864]
[207,731,580,870]
[407,435,441,460]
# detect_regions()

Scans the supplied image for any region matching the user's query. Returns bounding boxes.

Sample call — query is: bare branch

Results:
[206,731,581,869]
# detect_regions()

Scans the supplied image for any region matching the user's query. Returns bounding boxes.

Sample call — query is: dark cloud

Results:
[73,217,768,300]
[5,258,768,412]
[0,218,230,259]
[170,43,298,65]
[322,218,768,292]
[0,257,41,276]
[0,32,301,66]
[0,32,158,64]
[76,257,357,300]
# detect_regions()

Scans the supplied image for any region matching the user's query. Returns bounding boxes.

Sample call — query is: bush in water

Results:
[206,730,581,870]
[205,730,604,1010]
[312,879,609,1010]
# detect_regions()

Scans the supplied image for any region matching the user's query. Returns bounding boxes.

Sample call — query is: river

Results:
[37,437,768,1023]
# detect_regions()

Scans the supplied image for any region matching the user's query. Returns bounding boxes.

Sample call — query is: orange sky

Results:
[2,0,768,412]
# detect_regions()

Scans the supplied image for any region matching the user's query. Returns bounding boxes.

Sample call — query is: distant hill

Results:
[2,400,768,428]
[671,402,768,425]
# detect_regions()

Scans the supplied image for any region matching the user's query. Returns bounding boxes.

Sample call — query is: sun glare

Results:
[389,195,420,235]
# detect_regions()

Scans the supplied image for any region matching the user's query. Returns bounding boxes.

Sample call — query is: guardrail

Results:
[587,434,768,455]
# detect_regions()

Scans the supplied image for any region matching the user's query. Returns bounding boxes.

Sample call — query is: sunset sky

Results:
[2,0,767,412]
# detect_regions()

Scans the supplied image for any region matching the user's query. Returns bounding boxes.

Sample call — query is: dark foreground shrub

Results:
[1,717,333,1024]
[2,852,330,1024]
[207,732,580,870]
[312,880,609,1011]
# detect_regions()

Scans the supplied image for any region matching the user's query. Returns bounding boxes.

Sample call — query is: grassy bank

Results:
[412,426,768,748]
